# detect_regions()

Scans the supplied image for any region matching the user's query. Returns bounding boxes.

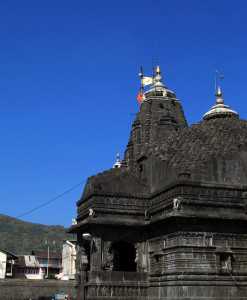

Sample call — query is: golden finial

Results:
[156,65,161,74]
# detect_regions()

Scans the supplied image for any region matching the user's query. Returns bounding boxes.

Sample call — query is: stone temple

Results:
[70,66,247,300]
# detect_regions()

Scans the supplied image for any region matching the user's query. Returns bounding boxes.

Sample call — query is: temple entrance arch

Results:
[111,241,137,272]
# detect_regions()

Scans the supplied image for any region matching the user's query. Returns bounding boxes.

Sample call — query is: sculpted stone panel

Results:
[90,237,102,271]
[102,241,113,271]
[135,242,148,272]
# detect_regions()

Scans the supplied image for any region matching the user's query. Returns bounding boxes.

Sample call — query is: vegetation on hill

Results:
[0,214,72,255]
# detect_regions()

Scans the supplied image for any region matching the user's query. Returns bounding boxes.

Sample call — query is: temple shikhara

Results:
[70,66,247,300]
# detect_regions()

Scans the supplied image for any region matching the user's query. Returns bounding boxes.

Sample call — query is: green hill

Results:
[0,214,72,255]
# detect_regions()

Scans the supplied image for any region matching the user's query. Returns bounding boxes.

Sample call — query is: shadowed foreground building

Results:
[70,67,247,300]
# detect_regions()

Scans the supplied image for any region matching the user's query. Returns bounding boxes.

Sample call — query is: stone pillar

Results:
[135,242,148,272]
[90,237,102,271]
[75,244,89,300]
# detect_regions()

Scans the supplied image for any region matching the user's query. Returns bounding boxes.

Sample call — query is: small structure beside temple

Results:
[32,250,62,279]
[56,240,77,280]
[0,249,17,279]
[70,66,247,300]
[14,255,44,280]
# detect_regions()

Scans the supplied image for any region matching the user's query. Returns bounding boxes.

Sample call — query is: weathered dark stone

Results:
[70,80,247,299]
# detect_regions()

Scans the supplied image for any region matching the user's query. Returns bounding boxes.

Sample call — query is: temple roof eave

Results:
[69,211,247,234]
[68,217,148,233]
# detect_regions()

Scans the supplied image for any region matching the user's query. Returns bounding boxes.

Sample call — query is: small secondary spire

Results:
[203,85,239,120]
[113,153,122,168]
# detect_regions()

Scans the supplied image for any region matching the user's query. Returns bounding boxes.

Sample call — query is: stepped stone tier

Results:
[70,67,247,300]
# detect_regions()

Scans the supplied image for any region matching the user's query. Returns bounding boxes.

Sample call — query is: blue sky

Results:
[0,0,246,226]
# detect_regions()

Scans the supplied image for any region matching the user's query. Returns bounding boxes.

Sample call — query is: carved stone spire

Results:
[124,66,188,170]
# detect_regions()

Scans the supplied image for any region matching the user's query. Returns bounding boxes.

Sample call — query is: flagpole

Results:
[215,70,224,92]
[215,70,218,93]
[137,66,144,104]
[139,66,144,94]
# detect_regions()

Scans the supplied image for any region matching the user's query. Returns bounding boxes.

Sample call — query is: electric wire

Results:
[16,179,86,219]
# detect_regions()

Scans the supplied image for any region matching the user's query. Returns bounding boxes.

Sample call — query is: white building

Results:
[57,240,76,280]
[32,250,62,278]
[0,249,17,279]
[15,255,44,280]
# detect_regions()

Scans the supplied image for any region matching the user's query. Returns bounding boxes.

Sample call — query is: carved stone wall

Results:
[85,271,148,300]
[148,232,247,276]
[86,283,147,299]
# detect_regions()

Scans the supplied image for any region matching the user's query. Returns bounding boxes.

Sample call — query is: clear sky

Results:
[0,0,246,226]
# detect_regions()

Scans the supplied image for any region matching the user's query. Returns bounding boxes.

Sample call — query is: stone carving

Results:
[135,242,149,272]
[220,254,232,274]
[89,208,95,217]
[173,197,182,210]
[90,237,102,271]
[87,285,146,297]
[205,234,213,247]
[102,241,114,271]
[144,209,150,220]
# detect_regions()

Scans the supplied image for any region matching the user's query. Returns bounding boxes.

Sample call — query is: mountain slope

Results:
[0,214,71,254]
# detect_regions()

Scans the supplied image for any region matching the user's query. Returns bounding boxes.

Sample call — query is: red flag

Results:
[137,92,144,104]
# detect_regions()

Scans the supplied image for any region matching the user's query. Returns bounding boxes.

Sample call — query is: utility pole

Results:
[47,243,50,279]
[45,240,50,279]
[45,240,56,279]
